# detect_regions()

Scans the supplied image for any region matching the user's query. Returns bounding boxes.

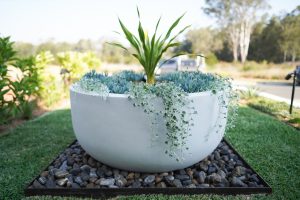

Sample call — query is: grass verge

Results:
[0,107,299,200]
[240,91,300,129]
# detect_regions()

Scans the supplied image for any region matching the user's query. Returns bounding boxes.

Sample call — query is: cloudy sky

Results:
[0,0,299,44]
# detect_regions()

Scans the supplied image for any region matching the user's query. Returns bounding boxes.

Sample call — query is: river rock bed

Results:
[29,141,264,189]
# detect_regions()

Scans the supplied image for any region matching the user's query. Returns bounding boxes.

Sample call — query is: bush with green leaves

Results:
[0,37,40,123]
[12,57,39,119]
[0,37,16,124]
[57,51,101,83]
[35,51,65,107]
[206,53,218,66]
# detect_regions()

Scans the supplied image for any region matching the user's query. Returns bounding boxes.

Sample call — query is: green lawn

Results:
[0,107,299,200]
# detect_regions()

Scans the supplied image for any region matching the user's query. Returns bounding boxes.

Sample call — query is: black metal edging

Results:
[24,139,272,198]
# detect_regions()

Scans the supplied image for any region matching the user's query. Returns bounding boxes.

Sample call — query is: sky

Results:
[0,0,299,44]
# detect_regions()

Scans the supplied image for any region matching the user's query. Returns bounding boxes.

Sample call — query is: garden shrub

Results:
[35,51,65,107]
[0,37,40,123]
[57,51,101,83]
[206,53,218,67]
[12,57,39,119]
[0,37,16,124]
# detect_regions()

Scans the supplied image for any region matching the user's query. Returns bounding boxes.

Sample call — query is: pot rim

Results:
[70,84,217,98]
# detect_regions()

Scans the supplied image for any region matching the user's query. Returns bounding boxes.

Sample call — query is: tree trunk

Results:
[283,50,287,62]
[228,26,240,62]
[292,50,296,63]
[232,40,239,62]
[239,20,251,64]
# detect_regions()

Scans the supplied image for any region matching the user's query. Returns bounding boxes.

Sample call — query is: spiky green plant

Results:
[110,8,190,84]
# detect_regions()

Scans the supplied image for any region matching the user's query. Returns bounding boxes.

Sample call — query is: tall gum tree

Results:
[203,0,269,63]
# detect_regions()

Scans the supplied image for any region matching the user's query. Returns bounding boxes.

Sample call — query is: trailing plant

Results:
[76,74,109,98]
[159,71,238,131]
[81,70,132,94]
[128,82,195,161]
[109,8,190,84]
[114,70,144,82]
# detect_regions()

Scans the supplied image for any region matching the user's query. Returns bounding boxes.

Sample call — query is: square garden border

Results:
[24,139,272,198]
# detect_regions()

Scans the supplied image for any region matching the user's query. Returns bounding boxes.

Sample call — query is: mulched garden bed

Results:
[25,139,271,198]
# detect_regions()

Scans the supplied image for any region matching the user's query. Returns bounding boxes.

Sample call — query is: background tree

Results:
[185,27,223,55]
[280,6,300,62]
[248,17,283,63]
[203,0,269,63]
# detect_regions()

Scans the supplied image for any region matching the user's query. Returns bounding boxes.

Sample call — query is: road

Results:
[234,80,300,105]
[255,81,300,100]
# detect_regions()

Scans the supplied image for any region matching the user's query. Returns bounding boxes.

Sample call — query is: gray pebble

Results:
[54,170,68,179]
[132,181,141,188]
[144,175,155,184]
[33,180,44,188]
[175,174,190,181]
[38,177,47,185]
[59,161,68,171]
[173,179,183,188]
[57,178,68,186]
[231,177,247,187]
[100,178,115,186]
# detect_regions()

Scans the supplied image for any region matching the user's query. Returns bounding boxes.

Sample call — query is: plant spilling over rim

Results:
[73,71,238,161]
[109,7,191,84]
[71,8,238,161]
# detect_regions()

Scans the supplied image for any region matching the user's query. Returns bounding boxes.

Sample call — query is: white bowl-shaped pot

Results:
[70,86,228,172]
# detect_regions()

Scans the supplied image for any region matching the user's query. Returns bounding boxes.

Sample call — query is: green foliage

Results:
[248,17,284,63]
[57,51,101,82]
[0,37,17,124]
[158,71,230,93]
[76,75,109,97]
[110,8,190,84]
[248,7,300,63]
[18,100,36,120]
[241,91,300,127]
[0,37,39,123]
[128,82,193,160]
[81,70,135,94]
[280,6,300,62]
[35,51,64,107]
[206,53,218,66]
[114,70,144,82]
[80,70,233,94]
[184,28,223,55]
[240,87,259,99]
[13,57,39,97]
[13,42,36,58]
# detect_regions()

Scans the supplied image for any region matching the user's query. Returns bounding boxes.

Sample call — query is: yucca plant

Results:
[110,8,190,84]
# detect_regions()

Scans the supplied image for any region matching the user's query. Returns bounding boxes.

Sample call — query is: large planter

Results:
[70,86,228,172]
